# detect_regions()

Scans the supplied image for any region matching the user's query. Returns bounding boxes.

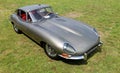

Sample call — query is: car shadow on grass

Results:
[60,58,88,65]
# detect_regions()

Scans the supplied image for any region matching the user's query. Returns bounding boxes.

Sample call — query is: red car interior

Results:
[21,14,26,21]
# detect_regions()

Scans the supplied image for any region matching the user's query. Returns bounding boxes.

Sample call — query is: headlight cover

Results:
[63,43,76,54]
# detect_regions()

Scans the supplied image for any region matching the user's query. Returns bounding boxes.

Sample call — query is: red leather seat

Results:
[21,14,26,21]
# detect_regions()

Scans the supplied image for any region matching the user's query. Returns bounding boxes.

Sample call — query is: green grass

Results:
[0,0,120,73]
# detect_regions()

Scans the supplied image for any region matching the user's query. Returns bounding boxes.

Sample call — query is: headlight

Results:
[63,43,76,54]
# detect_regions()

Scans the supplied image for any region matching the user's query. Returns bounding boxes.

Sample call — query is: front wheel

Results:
[44,44,59,59]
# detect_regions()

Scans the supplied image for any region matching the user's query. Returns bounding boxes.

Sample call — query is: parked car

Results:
[10,4,103,60]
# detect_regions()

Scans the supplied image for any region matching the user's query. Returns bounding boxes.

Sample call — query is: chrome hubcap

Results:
[13,25,18,32]
[45,45,57,57]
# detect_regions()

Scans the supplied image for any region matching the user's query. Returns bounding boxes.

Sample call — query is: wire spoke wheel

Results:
[13,24,18,32]
[45,44,58,59]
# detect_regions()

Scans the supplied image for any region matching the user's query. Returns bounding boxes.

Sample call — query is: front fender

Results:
[35,26,66,54]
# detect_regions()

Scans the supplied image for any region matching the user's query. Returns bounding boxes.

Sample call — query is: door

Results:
[16,9,42,42]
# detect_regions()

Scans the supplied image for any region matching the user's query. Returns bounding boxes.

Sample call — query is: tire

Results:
[13,24,22,34]
[44,44,59,59]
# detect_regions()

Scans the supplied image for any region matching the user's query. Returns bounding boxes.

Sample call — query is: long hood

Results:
[37,16,99,54]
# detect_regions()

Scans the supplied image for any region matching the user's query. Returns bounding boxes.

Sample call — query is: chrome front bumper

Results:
[59,41,103,60]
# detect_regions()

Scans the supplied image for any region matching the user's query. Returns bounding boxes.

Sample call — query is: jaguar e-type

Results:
[10,4,103,60]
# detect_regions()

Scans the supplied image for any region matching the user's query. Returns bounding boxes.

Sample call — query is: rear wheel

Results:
[12,23,22,34]
[44,44,59,59]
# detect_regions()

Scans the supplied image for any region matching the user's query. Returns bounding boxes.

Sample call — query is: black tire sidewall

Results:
[44,44,59,60]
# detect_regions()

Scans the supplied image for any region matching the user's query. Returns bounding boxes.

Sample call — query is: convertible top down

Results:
[10,4,103,60]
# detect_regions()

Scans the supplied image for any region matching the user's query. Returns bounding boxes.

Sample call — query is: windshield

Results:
[30,7,55,20]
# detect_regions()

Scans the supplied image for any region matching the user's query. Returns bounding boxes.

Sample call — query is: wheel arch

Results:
[11,22,14,25]
[40,41,46,48]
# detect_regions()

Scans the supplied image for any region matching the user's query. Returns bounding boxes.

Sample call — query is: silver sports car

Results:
[10,4,103,60]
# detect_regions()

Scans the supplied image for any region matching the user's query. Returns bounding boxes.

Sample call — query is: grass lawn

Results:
[0,0,120,73]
